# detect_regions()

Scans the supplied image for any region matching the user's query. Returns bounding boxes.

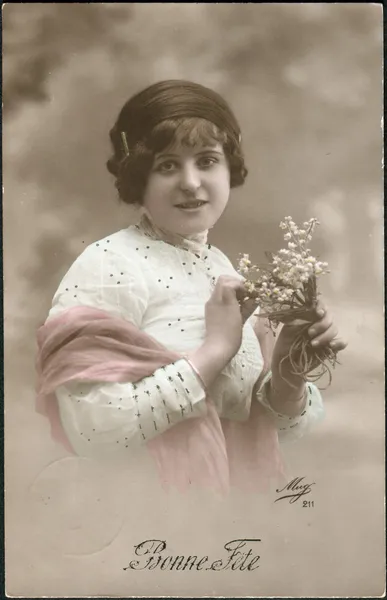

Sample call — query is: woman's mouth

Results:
[175,200,208,211]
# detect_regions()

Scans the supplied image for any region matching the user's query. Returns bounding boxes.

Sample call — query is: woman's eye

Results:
[156,161,177,173]
[198,156,218,168]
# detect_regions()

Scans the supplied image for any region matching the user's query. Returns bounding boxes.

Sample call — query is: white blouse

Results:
[48,223,325,459]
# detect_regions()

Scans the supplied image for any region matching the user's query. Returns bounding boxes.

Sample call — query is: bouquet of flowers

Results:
[237,216,339,387]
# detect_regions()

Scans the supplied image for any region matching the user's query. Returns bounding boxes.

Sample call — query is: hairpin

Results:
[121,131,130,157]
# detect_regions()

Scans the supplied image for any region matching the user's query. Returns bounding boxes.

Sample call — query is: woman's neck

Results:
[137,210,209,252]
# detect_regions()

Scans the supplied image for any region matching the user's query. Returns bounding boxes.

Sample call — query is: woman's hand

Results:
[272,297,348,385]
[204,275,257,359]
[187,275,258,390]
[264,297,348,416]
[306,299,347,354]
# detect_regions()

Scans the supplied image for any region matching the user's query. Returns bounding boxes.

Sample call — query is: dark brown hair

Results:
[106,80,248,205]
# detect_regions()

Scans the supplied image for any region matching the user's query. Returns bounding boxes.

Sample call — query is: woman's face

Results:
[142,141,231,236]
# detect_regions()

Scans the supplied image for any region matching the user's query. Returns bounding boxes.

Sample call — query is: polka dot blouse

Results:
[49,222,324,457]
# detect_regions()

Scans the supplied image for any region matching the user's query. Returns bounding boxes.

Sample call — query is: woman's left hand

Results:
[306,298,347,353]
[271,297,348,381]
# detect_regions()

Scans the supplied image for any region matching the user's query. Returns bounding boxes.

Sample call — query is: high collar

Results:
[136,210,209,255]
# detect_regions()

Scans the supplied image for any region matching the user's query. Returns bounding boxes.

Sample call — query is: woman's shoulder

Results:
[52,225,149,295]
[49,226,150,320]
[70,225,146,267]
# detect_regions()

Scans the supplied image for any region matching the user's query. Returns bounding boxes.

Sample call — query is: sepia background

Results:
[4,3,384,597]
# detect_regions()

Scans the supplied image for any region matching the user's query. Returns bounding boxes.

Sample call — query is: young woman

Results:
[36,80,347,494]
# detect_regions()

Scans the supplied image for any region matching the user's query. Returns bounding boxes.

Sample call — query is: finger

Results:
[221,283,244,305]
[222,279,246,302]
[308,312,333,337]
[212,275,240,300]
[329,338,348,352]
[310,324,339,347]
[215,275,244,290]
[315,298,327,319]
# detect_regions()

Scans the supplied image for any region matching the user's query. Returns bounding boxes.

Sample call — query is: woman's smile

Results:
[174,200,209,211]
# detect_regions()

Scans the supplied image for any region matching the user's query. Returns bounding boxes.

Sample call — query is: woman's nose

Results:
[179,164,201,194]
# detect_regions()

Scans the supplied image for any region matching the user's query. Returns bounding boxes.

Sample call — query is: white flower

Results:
[245,281,256,293]
[237,216,325,309]
[240,257,251,266]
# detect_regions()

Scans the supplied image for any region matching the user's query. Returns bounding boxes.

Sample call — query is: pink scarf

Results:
[36,306,286,495]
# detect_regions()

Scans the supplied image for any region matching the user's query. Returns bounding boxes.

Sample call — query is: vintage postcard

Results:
[4,3,384,597]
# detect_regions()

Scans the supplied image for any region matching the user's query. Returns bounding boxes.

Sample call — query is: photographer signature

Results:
[275,477,315,504]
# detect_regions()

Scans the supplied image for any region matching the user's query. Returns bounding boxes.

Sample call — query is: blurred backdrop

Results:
[3,3,384,597]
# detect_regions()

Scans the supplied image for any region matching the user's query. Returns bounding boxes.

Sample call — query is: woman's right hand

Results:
[187,275,258,390]
[204,275,257,360]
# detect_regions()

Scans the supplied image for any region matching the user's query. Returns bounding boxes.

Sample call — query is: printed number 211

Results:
[303,501,314,508]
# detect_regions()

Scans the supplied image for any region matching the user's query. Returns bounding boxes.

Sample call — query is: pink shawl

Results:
[35,306,286,495]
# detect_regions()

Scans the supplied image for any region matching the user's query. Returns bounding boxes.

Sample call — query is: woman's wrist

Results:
[184,357,208,391]
[186,340,233,389]
[268,374,307,417]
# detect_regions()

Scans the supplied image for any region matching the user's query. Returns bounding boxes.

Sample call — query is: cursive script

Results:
[123,538,262,572]
[275,476,315,504]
